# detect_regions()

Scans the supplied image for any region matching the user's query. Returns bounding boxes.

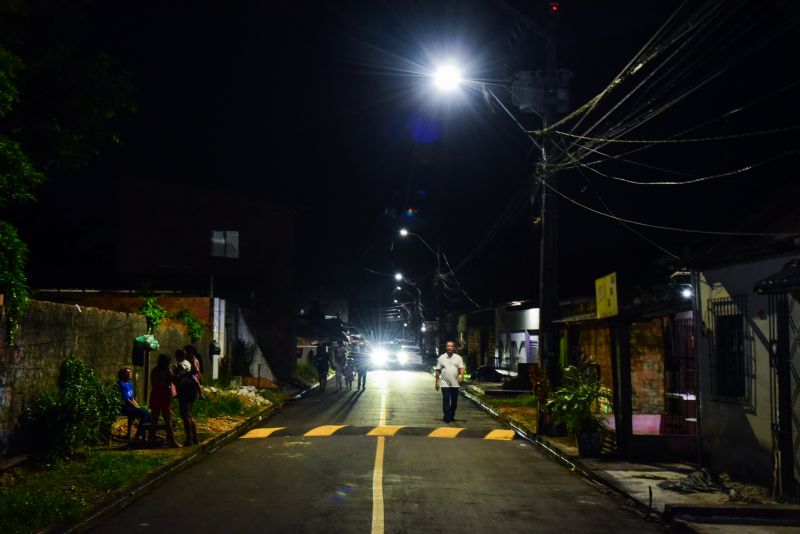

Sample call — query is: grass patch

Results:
[191,394,261,420]
[490,394,538,407]
[295,362,317,382]
[0,449,170,534]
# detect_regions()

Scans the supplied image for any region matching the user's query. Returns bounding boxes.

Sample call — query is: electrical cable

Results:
[537,176,796,238]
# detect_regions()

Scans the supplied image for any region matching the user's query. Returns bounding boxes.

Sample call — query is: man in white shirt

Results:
[434,340,465,423]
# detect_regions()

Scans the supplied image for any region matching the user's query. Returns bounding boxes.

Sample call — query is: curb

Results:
[57,388,310,534]
[460,387,663,523]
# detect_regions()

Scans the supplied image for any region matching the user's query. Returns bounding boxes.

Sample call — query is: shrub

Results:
[295,362,317,381]
[20,356,119,460]
[191,392,247,419]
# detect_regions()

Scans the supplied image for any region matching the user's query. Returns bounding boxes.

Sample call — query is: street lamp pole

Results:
[538,2,561,387]
[398,229,443,352]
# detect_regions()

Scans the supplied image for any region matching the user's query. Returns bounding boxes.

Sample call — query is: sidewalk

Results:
[463,382,800,533]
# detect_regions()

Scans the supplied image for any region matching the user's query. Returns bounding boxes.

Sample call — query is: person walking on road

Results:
[315,346,332,392]
[435,341,465,423]
[333,348,346,392]
[356,351,370,390]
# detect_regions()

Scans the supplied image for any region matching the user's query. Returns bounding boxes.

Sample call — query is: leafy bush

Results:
[295,362,317,381]
[545,364,611,435]
[20,356,119,460]
[137,296,167,334]
[173,307,205,342]
[0,221,31,343]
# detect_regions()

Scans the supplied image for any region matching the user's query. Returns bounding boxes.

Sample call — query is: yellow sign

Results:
[595,272,619,319]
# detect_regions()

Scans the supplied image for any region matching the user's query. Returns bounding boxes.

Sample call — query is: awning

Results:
[754,258,800,294]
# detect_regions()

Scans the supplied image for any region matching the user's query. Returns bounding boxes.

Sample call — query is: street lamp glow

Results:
[395,273,403,281]
[399,228,409,237]
[393,299,398,303]
[396,286,402,291]
[434,65,462,91]
[421,324,427,332]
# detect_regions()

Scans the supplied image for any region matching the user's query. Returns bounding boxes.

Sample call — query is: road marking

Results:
[367,425,405,436]
[484,429,516,440]
[304,425,347,437]
[240,427,286,439]
[428,427,466,439]
[372,435,385,534]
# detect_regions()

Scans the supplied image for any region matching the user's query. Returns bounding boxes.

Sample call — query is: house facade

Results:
[692,252,800,497]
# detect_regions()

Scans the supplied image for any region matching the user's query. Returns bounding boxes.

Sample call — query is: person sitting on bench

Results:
[117,366,152,441]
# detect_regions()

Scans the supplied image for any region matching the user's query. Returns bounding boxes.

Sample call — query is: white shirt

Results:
[435,353,464,388]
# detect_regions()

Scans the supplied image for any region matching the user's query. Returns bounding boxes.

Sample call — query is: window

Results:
[211,230,239,258]
[708,295,751,404]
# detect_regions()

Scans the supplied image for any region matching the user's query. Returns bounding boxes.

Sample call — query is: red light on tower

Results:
[549,1,560,13]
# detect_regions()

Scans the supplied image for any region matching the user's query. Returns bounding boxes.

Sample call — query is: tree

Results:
[0,1,135,341]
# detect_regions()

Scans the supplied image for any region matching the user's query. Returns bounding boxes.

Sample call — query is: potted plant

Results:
[545,364,611,457]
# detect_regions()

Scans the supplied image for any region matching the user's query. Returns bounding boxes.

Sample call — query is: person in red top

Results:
[149,353,181,448]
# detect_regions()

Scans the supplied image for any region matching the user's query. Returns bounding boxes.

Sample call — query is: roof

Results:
[754,258,800,294]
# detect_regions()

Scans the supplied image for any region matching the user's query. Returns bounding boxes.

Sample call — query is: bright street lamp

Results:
[433,65,462,91]
[394,272,403,281]
[399,228,409,237]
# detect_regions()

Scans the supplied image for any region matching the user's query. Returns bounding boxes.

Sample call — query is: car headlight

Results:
[397,351,408,364]
[371,348,388,364]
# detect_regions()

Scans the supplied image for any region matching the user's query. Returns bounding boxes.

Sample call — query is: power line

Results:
[538,176,797,238]
[553,125,800,145]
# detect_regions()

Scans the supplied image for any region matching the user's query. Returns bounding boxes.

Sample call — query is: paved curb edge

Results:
[58,387,311,534]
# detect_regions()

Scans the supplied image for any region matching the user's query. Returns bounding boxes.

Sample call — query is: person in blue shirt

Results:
[117,366,152,441]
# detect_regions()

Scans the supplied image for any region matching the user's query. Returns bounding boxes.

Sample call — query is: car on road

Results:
[392,343,423,368]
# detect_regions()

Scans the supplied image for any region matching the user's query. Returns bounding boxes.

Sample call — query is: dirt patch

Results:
[719,473,777,504]
[197,415,249,435]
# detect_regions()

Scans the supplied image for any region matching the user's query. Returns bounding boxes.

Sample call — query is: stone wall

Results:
[0,300,191,458]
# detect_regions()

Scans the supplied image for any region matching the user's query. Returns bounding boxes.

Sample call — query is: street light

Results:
[433,65,462,91]
[394,272,403,281]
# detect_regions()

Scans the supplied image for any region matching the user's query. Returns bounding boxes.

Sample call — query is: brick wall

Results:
[630,319,665,414]
[577,326,613,390]
[0,300,191,458]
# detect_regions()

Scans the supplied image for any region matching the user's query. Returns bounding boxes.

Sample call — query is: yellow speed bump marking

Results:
[304,425,348,437]
[428,427,466,439]
[240,427,286,439]
[367,425,405,437]
[484,429,516,440]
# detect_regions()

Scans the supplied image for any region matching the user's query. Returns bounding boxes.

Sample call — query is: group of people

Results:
[312,346,369,392]
[117,344,205,448]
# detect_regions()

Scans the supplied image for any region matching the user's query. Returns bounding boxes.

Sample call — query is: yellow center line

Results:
[240,427,285,439]
[372,435,385,534]
[367,425,405,436]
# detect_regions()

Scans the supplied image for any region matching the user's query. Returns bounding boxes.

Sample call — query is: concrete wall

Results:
[698,255,796,485]
[0,300,191,458]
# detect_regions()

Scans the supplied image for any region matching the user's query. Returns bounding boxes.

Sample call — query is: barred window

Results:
[708,295,752,404]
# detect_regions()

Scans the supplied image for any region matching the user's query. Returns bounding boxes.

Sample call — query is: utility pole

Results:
[538,1,560,388]
[435,246,443,353]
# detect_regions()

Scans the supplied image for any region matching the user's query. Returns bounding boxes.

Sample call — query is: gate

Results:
[663,318,697,435]
[767,292,800,500]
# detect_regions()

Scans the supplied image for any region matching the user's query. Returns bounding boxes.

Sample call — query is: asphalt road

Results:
[90,368,665,533]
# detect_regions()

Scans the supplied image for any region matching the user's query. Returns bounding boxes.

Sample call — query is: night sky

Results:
[9,1,800,319]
